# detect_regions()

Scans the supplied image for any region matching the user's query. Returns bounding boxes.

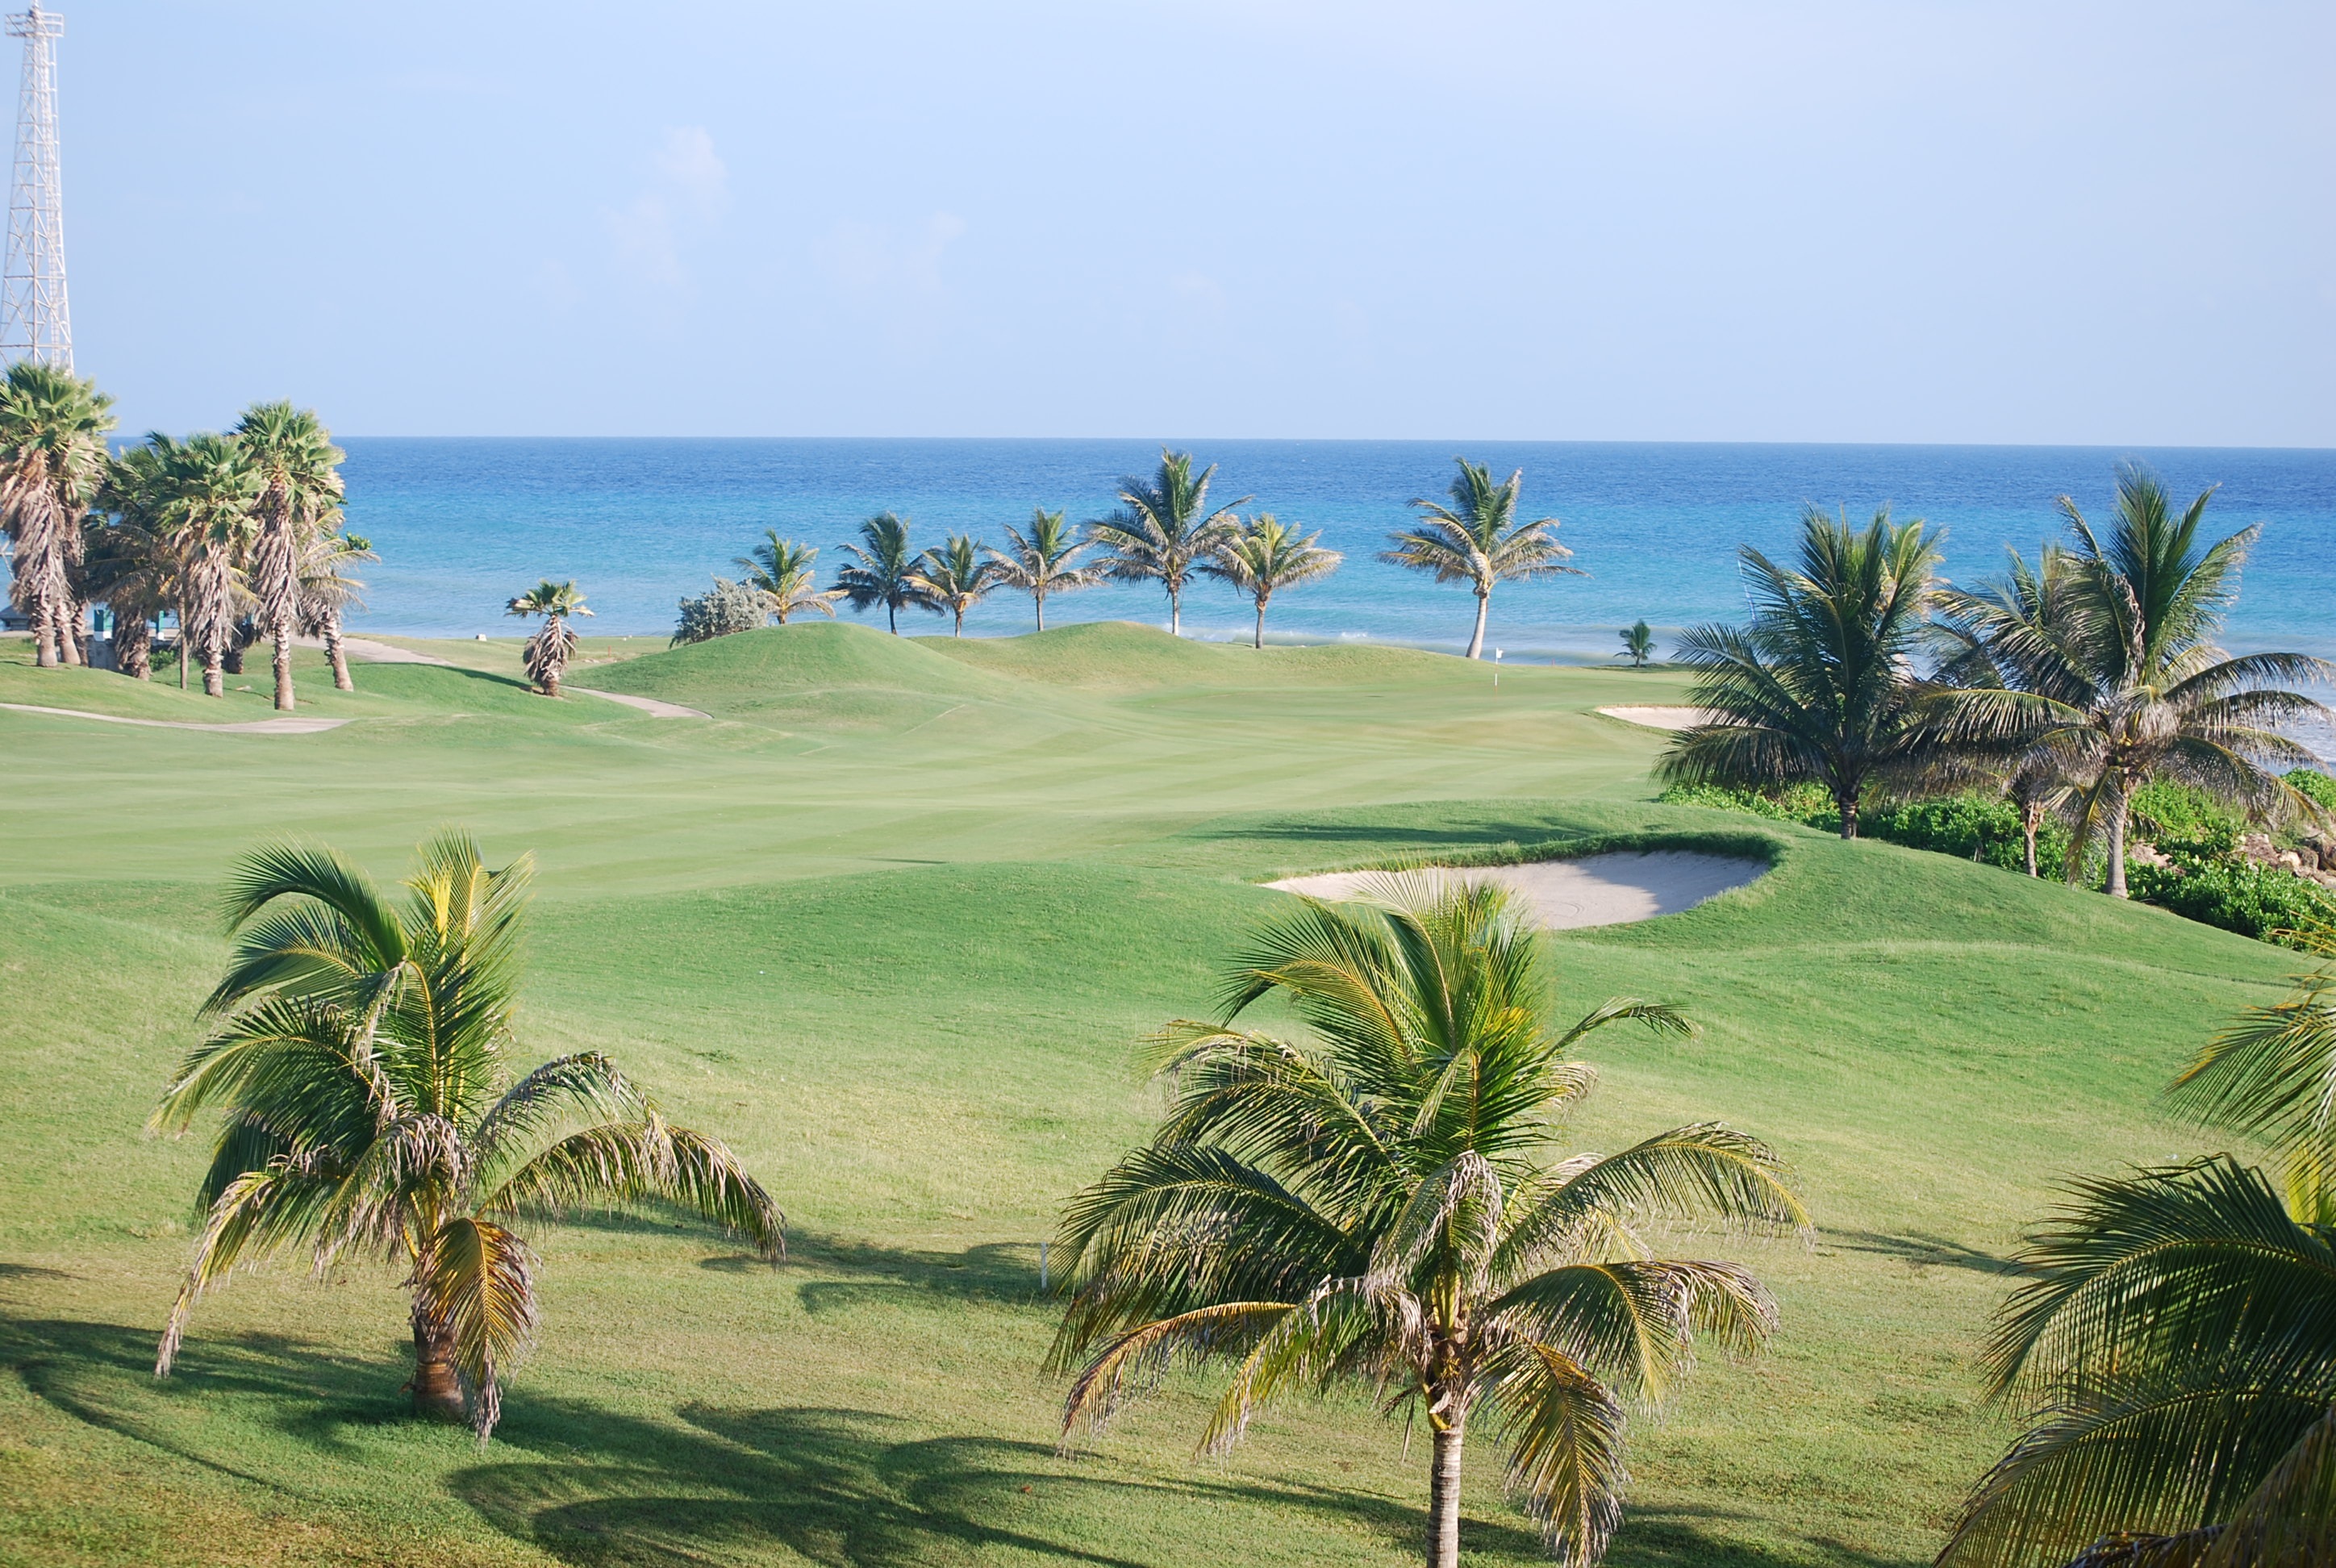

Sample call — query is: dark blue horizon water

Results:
[339,439,2336,662]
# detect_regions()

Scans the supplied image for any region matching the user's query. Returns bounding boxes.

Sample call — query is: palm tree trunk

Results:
[32,598,57,667]
[1254,596,1266,649]
[202,649,224,698]
[1465,590,1489,661]
[1838,792,1859,840]
[118,614,152,680]
[953,608,964,636]
[1034,591,1045,632]
[271,624,295,711]
[175,611,188,690]
[2106,776,2132,898]
[56,598,83,666]
[324,615,353,691]
[886,598,898,634]
[2023,802,2042,877]
[1169,583,1183,639]
[410,1311,468,1424]
[1427,1418,1466,1568]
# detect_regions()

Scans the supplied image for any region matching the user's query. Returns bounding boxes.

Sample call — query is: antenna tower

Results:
[2,4,67,369]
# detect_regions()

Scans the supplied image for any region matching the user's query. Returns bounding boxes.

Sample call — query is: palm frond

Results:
[413,1216,539,1439]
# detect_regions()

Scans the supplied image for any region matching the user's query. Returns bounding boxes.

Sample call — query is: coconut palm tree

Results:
[1382,459,1580,661]
[1053,877,1805,1568]
[152,434,262,698]
[0,361,115,668]
[150,833,782,1438]
[910,533,996,637]
[1618,622,1655,669]
[299,527,374,693]
[734,530,841,625]
[506,580,590,696]
[1088,450,1247,638]
[1658,506,1944,839]
[987,508,1100,632]
[1922,467,2331,897]
[1200,513,1342,648]
[233,401,344,711]
[834,512,935,634]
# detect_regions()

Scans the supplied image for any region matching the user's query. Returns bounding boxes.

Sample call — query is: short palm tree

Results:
[1383,459,1580,661]
[911,533,997,637]
[1088,449,1247,637]
[1053,877,1805,1568]
[154,433,262,698]
[1658,506,1943,839]
[299,526,375,692]
[0,361,115,668]
[233,401,344,711]
[1924,466,2330,896]
[150,833,783,1438]
[1939,952,2336,1568]
[834,512,935,634]
[987,508,1099,632]
[506,580,591,696]
[1619,621,1655,668]
[734,530,840,625]
[1200,512,1342,648]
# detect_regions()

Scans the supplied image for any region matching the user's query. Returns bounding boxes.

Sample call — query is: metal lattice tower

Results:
[2,5,67,369]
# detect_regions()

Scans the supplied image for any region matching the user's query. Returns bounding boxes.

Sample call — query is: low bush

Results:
[674,578,767,646]
[1863,794,2072,874]
[2287,768,2336,815]
[1656,782,1833,828]
[2130,779,2242,858]
[2126,856,2336,949]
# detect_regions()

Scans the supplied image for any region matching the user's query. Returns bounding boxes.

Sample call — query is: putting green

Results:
[0,623,2292,1567]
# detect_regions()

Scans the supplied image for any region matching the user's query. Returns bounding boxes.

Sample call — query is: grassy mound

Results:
[923,619,1466,688]
[585,621,1021,713]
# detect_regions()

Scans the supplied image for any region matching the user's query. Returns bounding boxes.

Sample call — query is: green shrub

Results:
[1864,794,2071,874]
[674,578,768,646]
[1656,782,1833,828]
[2287,769,2336,814]
[2130,779,2242,858]
[2127,857,2336,949]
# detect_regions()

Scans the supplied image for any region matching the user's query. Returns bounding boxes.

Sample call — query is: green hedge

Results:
[2127,857,2334,946]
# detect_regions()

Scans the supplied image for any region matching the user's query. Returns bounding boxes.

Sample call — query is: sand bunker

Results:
[1266,850,1767,931]
[1597,706,1722,730]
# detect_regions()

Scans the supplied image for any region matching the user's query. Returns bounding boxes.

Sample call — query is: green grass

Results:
[0,621,2296,1567]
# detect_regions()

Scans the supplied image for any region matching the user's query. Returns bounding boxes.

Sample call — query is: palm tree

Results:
[152,433,262,698]
[1618,621,1655,668]
[299,527,375,692]
[1924,466,2331,897]
[1939,955,2336,1568]
[506,580,590,696]
[834,512,935,634]
[1658,506,1944,839]
[1087,449,1247,638]
[1052,877,1806,1568]
[1200,512,1342,648]
[0,361,115,668]
[987,508,1100,632]
[734,530,840,625]
[910,533,996,637]
[150,833,782,1438]
[1383,459,1581,661]
[77,509,168,680]
[233,401,344,711]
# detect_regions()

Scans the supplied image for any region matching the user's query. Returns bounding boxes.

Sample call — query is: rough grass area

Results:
[0,621,2294,1567]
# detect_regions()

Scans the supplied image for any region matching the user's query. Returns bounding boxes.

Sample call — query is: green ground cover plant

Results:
[0,621,2304,1567]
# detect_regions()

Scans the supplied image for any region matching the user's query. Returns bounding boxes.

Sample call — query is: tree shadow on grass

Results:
[1831,1231,2020,1277]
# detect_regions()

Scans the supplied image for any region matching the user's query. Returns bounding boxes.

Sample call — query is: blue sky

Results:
[58,2,2336,444]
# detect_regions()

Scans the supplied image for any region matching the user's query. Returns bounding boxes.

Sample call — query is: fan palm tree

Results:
[77,509,168,680]
[1383,459,1581,661]
[1200,513,1342,648]
[734,531,840,625]
[299,526,375,692]
[152,434,262,698]
[1658,506,1944,839]
[506,580,590,696]
[150,833,783,1438]
[1053,877,1806,1568]
[1939,950,2336,1568]
[1088,450,1247,638]
[910,533,996,637]
[1923,467,2331,897]
[233,401,344,711]
[0,361,115,668]
[1618,622,1655,669]
[834,512,935,634]
[987,508,1100,632]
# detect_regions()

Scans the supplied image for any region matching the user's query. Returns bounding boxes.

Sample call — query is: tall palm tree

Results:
[1618,621,1655,669]
[1200,512,1342,648]
[0,361,115,668]
[1383,459,1580,661]
[1053,877,1805,1568]
[910,533,996,637]
[834,512,935,634]
[77,509,168,680]
[152,433,262,698]
[150,834,782,1438]
[1087,449,1247,637]
[299,526,375,692]
[987,508,1100,632]
[232,401,344,711]
[1658,506,1944,839]
[734,531,840,625]
[506,580,590,696]
[1924,467,2330,897]
[1939,952,2336,1568]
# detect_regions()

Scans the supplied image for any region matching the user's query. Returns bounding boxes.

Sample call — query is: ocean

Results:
[339,440,2336,662]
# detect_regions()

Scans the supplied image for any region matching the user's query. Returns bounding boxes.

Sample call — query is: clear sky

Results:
[54,2,2336,444]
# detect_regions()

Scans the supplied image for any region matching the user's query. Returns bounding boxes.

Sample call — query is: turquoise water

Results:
[340,440,2336,661]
